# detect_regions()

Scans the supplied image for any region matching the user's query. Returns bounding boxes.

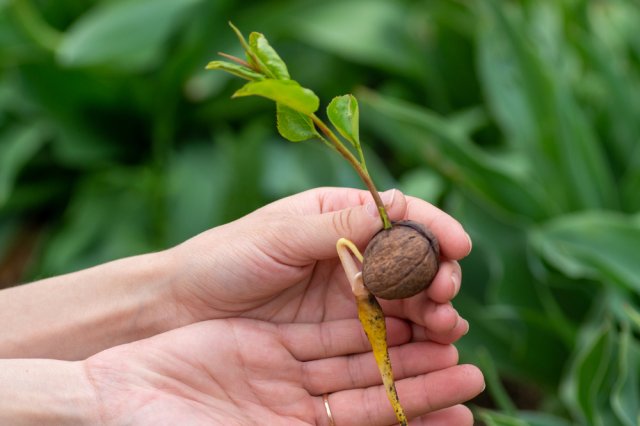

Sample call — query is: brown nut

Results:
[362,220,440,300]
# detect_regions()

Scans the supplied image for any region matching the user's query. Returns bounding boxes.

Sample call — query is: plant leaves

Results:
[478,409,573,426]
[531,212,640,294]
[165,143,230,246]
[0,124,48,207]
[249,31,290,80]
[560,316,616,425]
[37,168,157,276]
[611,322,640,426]
[360,90,551,221]
[327,94,359,147]
[276,103,318,142]
[205,60,265,81]
[57,0,203,69]
[287,0,417,75]
[477,0,617,211]
[232,79,319,114]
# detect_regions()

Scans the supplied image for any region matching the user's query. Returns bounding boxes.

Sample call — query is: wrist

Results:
[0,250,183,359]
[0,359,100,425]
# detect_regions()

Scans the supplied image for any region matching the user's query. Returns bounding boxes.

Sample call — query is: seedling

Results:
[207,23,440,425]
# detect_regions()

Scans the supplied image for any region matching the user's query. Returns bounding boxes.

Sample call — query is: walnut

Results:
[362,220,440,299]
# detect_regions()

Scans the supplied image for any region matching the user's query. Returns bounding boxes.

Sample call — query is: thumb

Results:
[291,189,407,261]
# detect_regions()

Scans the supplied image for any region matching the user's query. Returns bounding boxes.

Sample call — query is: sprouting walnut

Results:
[362,220,440,299]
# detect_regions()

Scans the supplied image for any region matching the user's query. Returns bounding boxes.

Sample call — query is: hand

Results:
[168,187,472,344]
[85,317,483,425]
[0,187,472,360]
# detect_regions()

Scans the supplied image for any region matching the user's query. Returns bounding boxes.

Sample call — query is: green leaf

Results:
[288,0,417,75]
[165,143,230,246]
[0,124,48,206]
[276,103,318,142]
[249,32,290,80]
[611,322,640,426]
[57,0,202,69]
[205,60,265,81]
[477,410,529,426]
[560,316,616,425]
[398,169,444,203]
[478,409,573,426]
[327,94,360,147]
[531,212,640,294]
[360,90,551,221]
[37,168,157,276]
[477,0,617,211]
[232,79,319,114]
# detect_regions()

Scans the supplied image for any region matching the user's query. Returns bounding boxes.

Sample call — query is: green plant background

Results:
[1,0,639,424]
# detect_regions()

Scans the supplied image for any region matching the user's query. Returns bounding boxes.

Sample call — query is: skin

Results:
[0,187,483,424]
[168,187,471,342]
[82,317,482,426]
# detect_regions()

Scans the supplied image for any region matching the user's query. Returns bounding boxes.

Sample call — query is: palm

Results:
[86,320,315,425]
[172,188,471,342]
[85,318,481,426]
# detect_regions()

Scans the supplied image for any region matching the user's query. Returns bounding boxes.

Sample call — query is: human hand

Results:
[166,187,472,345]
[84,316,483,425]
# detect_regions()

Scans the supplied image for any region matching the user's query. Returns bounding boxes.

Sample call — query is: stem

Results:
[311,114,392,229]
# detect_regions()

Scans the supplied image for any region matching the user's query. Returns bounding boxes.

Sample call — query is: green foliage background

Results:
[1,0,639,424]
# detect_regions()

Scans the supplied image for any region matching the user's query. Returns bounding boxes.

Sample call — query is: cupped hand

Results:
[167,187,472,344]
[85,317,483,425]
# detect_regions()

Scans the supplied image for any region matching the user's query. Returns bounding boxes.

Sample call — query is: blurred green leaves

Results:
[359,0,640,424]
[0,124,48,207]
[477,0,616,212]
[361,91,550,222]
[2,0,640,424]
[532,212,640,294]
[57,0,204,70]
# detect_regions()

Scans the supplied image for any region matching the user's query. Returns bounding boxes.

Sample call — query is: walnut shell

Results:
[362,220,440,300]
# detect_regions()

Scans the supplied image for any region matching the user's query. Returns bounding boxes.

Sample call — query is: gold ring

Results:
[322,393,335,426]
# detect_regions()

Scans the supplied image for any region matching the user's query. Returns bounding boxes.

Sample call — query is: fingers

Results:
[410,405,475,426]
[379,296,468,345]
[404,196,472,260]
[248,189,394,263]
[303,341,459,395]
[375,258,467,342]
[252,187,472,263]
[425,260,462,304]
[316,364,484,426]
[259,189,406,263]
[411,319,469,346]
[280,317,412,361]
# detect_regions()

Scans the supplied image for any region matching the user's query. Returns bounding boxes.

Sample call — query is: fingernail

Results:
[450,270,461,299]
[463,319,470,335]
[465,232,473,255]
[380,189,396,206]
[366,189,396,218]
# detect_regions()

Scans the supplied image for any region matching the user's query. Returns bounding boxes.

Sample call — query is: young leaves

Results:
[327,94,368,170]
[205,61,265,81]
[232,79,319,114]
[212,23,318,118]
[248,32,290,80]
[206,23,392,230]
[327,94,360,147]
[276,104,318,142]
